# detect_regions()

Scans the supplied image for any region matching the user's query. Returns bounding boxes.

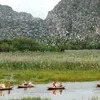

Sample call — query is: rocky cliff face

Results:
[0,0,100,42]
[0,4,46,40]
[45,0,100,40]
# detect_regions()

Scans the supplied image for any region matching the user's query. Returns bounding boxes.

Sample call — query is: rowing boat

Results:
[18,85,34,88]
[97,84,100,87]
[47,86,65,90]
[0,86,13,90]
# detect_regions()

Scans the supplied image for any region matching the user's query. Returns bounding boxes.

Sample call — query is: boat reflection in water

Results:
[8,90,11,94]
[0,90,11,96]
[51,89,63,95]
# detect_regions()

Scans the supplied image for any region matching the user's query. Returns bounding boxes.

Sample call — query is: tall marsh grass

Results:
[0,50,100,70]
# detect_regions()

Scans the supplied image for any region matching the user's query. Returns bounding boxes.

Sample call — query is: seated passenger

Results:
[22,81,28,86]
[28,81,33,86]
[59,82,63,87]
[52,81,57,87]
[7,82,11,88]
[1,84,5,88]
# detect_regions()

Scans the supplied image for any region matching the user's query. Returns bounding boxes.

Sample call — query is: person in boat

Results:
[59,82,63,87]
[7,82,11,88]
[22,81,28,86]
[0,82,5,88]
[52,81,57,87]
[28,81,32,86]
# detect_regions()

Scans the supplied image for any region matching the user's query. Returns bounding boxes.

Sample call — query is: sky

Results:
[0,0,61,19]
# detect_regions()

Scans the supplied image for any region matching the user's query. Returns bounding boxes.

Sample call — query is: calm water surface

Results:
[0,81,100,100]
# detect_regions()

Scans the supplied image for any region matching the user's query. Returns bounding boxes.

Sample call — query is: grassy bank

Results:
[0,50,100,83]
[11,97,50,100]
[1,70,100,84]
[10,96,100,100]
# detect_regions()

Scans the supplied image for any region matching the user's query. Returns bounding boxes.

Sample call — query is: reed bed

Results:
[0,50,100,70]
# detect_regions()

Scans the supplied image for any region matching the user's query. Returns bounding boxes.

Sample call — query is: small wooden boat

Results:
[97,84,100,87]
[47,86,65,90]
[18,85,34,88]
[0,86,13,90]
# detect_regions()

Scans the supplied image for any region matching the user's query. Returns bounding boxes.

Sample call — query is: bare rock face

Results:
[0,4,46,39]
[45,0,100,39]
[0,0,100,42]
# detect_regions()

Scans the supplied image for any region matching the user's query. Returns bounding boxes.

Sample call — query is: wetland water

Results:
[0,81,100,100]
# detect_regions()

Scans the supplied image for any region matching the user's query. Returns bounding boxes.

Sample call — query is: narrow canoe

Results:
[97,84,100,87]
[0,86,13,90]
[47,86,65,90]
[18,85,34,88]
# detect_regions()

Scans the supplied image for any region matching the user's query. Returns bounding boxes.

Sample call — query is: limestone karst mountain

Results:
[45,0,100,40]
[0,4,46,40]
[0,0,100,43]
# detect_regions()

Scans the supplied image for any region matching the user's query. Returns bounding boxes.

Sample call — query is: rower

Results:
[52,81,57,87]
[28,81,32,85]
[59,82,63,87]
[7,82,11,88]
[0,82,5,88]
